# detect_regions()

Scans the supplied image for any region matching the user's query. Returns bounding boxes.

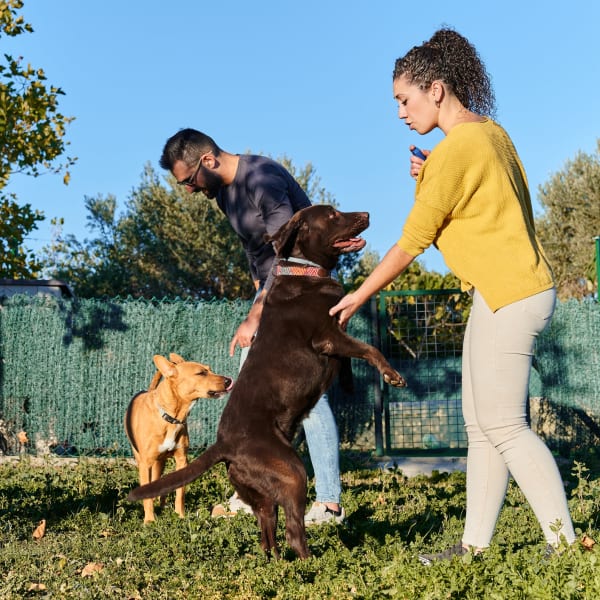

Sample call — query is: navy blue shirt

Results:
[216,155,311,286]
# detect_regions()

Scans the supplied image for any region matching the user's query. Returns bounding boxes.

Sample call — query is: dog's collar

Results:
[157,403,187,426]
[274,257,331,278]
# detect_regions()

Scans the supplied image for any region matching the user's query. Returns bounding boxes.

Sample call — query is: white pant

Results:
[462,288,575,548]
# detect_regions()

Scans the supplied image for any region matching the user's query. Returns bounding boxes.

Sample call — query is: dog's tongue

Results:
[334,237,366,250]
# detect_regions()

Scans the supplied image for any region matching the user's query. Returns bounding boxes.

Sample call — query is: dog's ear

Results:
[169,353,185,364]
[266,212,303,258]
[153,355,178,379]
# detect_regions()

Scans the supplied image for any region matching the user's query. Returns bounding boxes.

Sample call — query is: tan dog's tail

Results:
[127,443,223,501]
[147,369,162,391]
[124,392,145,454]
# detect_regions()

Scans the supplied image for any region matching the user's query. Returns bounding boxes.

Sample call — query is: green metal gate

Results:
[377,289,472,455]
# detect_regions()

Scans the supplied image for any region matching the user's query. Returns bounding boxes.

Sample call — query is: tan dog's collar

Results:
[157,403,187,426]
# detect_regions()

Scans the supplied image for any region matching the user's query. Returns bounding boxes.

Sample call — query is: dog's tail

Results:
[147,369,162,391]
[126,443,223,501]
[124,392,145,454]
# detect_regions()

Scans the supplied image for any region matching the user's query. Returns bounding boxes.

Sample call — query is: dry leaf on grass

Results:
[32,519,46,540]
[211,504,230,517]
[27,583,47,592]
[581,534,596,550]
[81,562,104,577]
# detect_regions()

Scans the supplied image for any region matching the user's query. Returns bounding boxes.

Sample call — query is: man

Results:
[159,128,344,524]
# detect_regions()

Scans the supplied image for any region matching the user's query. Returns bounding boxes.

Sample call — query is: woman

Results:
[329,28,576,562]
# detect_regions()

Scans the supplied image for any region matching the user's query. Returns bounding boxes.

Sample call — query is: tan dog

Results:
[124,353,233,523]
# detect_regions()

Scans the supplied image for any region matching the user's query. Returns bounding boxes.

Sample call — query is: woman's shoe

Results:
[418,542,469,565]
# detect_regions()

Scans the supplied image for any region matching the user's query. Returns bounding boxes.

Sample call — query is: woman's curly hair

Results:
[393,28,496,118]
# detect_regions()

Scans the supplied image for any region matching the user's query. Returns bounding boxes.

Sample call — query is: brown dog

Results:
[125,353,233,523]
[128,206,405,556]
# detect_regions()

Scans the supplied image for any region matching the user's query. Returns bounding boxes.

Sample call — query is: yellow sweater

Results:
[397,119,554,312]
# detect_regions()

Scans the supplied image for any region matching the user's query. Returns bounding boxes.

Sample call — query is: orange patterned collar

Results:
[273,258,331,278]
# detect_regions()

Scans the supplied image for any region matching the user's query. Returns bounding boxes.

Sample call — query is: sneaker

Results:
[227,492,253,514]
[543,544,559,560]
[418,543,468,565]
[304,502,345,526]
[542,534,596,561]
[211,492,253,518]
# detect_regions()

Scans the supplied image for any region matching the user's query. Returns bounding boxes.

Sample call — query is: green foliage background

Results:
[0,0,75,278]
[536,141,600,300]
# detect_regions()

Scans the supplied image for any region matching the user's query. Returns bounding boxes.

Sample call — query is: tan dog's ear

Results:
[169,353,185,364]
[266,211,303,258]
[153,355,178,378]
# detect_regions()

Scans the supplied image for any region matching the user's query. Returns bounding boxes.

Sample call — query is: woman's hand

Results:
[329,292,361,330]
[409,145,429,179]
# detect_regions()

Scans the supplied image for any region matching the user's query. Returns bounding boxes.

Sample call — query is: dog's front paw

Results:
[383,370,407,388]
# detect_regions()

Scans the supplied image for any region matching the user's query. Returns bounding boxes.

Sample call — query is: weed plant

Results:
[0,452,598,599]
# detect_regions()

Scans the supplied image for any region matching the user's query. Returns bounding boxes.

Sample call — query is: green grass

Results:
[0,452,598,599]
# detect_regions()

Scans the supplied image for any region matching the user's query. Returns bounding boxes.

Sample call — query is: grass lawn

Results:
[0,451,598,599]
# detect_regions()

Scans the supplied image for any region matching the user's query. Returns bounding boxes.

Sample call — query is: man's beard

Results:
[199,169,224,199]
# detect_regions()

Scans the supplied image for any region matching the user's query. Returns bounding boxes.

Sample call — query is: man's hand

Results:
[229,319,257,356]
[228,290,265,356]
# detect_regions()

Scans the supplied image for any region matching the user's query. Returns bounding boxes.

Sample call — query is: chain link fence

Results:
[0,292,598,458]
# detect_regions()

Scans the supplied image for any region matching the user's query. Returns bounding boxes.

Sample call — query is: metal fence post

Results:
[595,236,599,300]
[370,295,385,456]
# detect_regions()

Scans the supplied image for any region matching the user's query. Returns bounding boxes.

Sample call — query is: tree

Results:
[42,165,252,299]
[0,0,75,277]
[0,194,43,276]
[535,140,600,300]
[41,159,350,300]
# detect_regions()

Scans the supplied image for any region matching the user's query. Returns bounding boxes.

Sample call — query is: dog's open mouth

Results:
[333,236,366,253]
[207,379,234,398]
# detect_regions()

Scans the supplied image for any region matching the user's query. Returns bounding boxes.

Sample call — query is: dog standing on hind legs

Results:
[124,353,233,523]
[128,206,406,558]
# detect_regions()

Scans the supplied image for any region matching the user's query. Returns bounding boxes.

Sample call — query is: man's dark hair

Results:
[159,128,222,170]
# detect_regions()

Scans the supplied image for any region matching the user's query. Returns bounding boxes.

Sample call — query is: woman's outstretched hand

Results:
[329,292,361,330]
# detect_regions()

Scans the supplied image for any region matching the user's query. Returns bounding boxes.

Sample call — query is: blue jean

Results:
[302,393,342,504]
[239,345,341,504]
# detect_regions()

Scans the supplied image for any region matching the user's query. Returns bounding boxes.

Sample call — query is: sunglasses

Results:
[176,154,206,188]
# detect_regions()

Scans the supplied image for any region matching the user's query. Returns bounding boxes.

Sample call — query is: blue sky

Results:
[4,0,600,274]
